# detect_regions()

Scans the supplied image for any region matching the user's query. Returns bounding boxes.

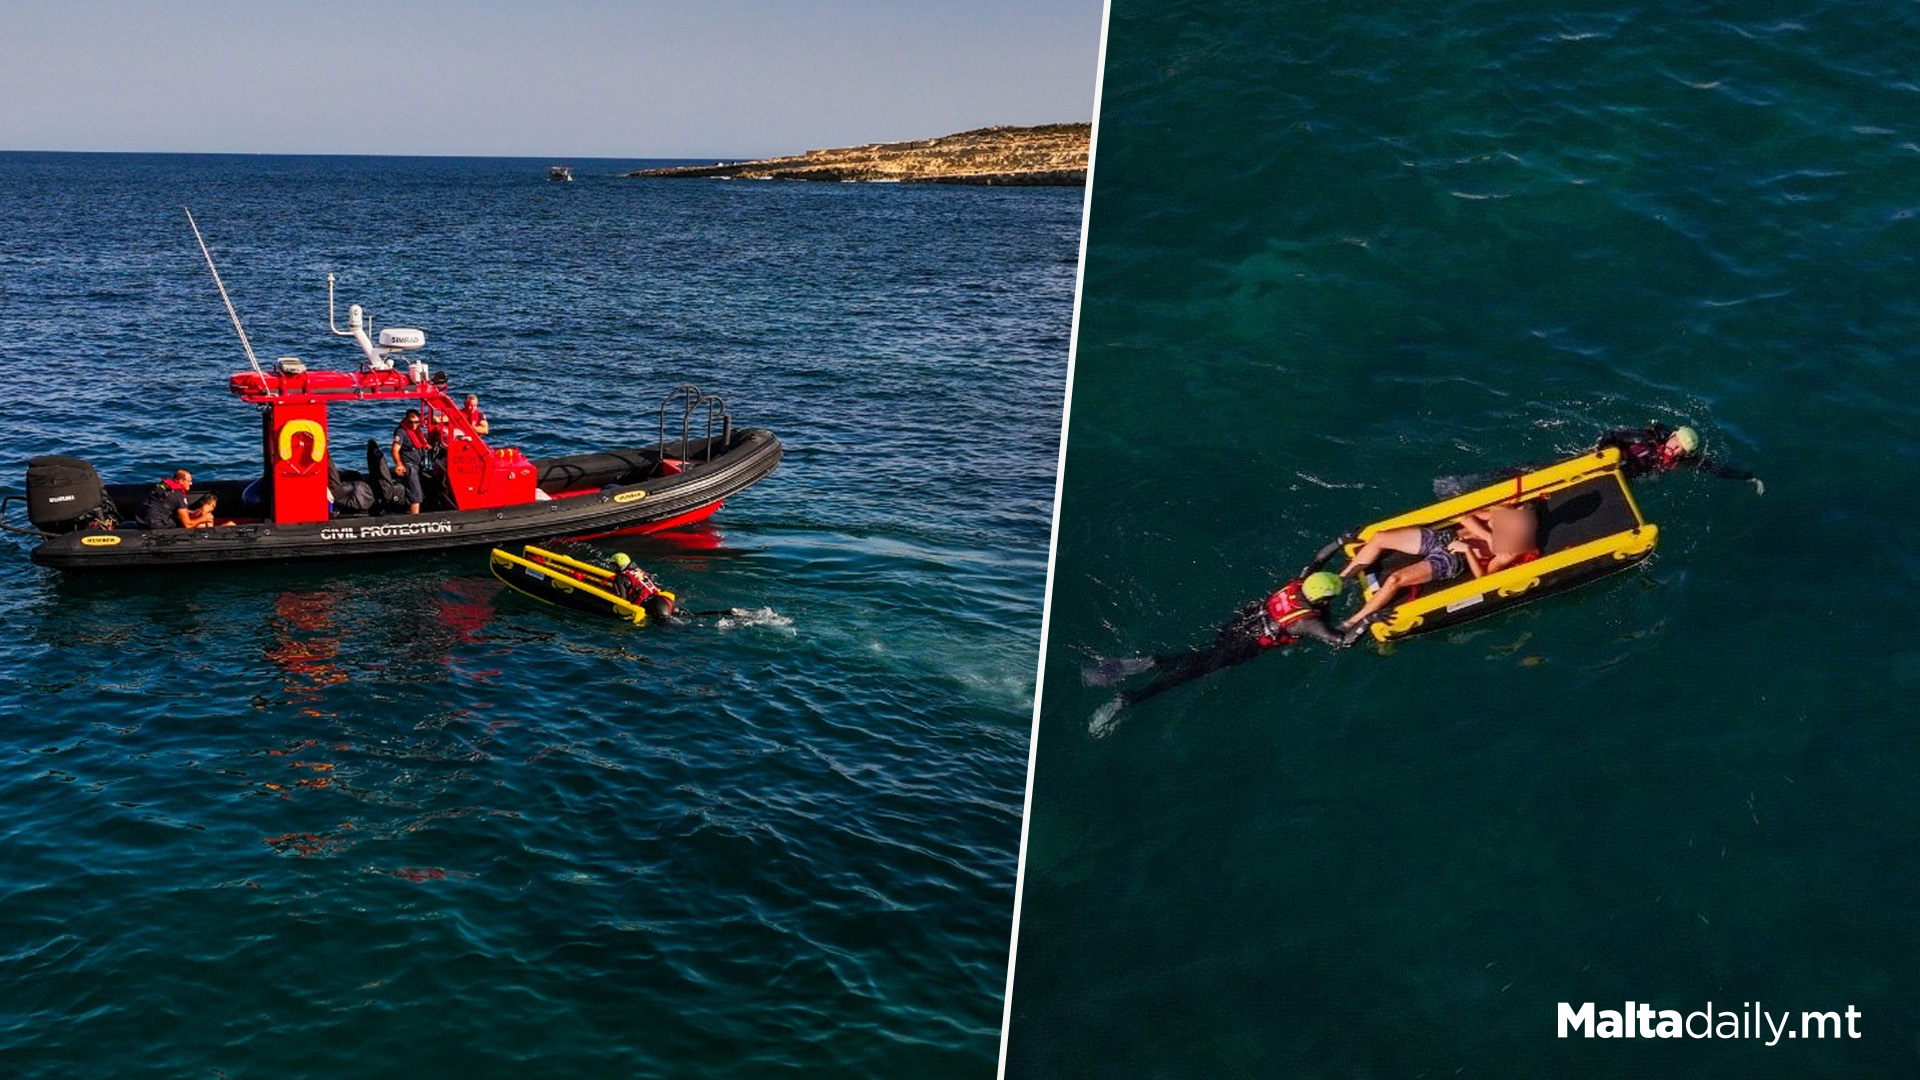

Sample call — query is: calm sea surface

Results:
[0,153,1079,1078]
[1011,2,1920,1078]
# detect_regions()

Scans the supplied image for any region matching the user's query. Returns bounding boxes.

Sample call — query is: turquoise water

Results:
[0,154,1079,1077]
[1010,2,1920,1077]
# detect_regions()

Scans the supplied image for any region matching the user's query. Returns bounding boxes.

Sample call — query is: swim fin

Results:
[1089,697,1125,738]
[1082,656,1155,686]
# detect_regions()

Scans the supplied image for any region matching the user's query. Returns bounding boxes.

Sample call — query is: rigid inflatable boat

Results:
[1344,448,1658,642]
[4,232,780,573]
[490,544,676,624]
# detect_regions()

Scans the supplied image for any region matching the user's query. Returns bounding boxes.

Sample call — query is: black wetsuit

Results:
[1598,424,1755,481]
[1115,540,1352,709]
[139,481,189,529]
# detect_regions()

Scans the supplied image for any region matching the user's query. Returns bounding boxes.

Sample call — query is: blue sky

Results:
[1,1,1106,158]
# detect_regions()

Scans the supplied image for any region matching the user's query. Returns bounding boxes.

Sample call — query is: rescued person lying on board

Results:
[1337,501,1541,631]
[1084,539,1361,730]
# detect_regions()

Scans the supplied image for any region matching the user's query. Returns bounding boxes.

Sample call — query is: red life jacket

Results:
[1621,440,1661,472]
[1258,579,1314,647]
[615,567,657,602]
[395,424,431,453]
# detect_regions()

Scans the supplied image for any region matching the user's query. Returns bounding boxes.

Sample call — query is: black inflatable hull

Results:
[27,428,780,572]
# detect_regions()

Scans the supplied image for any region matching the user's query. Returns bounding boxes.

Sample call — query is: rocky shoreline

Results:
[628,123,1089,186]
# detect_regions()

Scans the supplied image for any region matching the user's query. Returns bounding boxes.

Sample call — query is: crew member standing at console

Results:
[391,408,430,514]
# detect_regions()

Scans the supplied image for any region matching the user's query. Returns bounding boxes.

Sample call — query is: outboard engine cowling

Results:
[25,455,115,532]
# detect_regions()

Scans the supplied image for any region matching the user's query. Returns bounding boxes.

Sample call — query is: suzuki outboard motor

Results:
[25,455,116,532]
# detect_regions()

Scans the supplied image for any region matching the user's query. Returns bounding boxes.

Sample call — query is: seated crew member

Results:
[1338,502,1541,630]
[1085,539,1359,728]
[609,553,675,619]
[391,408,430,514]
[1597,422,1762,493]
[139,469,197,529]
[458,394,489,437]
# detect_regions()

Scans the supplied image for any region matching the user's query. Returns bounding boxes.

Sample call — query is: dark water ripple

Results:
[1014,2,1920,1078]
[0,153,1076,1078]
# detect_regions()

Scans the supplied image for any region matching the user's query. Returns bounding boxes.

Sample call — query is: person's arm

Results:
[1296,536,1347,579]
[1694,456,1757,483]
[1455,510,1494,545]
[1482,552,1523,575]
[1450,537,1489,578]
[392,435,407,474]
[174,502,194,528]
[474,414,489,436]
[1290,614,1350,647]
[1595,427,1651,453]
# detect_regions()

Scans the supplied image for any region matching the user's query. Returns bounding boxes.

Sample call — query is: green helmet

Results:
[1302,571,1343,603]
[612,552,632,569]
[1670,425,1700,454]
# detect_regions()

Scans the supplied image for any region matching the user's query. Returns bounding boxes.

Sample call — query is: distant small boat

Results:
[548,165,573,182]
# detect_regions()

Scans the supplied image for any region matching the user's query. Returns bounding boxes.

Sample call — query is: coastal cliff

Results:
[629,123,1089,186]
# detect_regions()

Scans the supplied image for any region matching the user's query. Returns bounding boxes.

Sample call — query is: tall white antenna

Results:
[184,208,271,391]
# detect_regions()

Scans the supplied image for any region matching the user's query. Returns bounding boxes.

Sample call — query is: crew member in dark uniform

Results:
[1085,538,1359,734]
[390,409,430,514]
[139,469,196,529]
[1597,423,1763,492]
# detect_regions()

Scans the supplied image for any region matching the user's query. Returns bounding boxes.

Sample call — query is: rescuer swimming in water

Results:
[1436,422,1763,499]
[1597,423,1763,493]
[609,552,676,621]
[1085,539,1360,735]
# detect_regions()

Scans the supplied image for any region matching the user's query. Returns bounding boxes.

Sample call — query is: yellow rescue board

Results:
[1344,449,1658,642]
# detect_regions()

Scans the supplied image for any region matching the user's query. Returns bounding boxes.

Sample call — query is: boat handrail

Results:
[0,494,54,538]
[656,385,732,465]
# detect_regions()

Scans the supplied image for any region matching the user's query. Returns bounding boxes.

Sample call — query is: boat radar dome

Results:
[329,280,426,372]
[375,327,430,382]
